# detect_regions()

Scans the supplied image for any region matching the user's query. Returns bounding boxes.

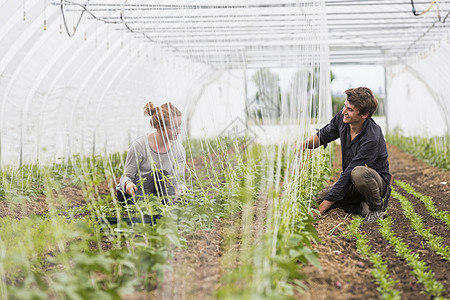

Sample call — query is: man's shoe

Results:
[357,202,370,217]
[364,210,386,223]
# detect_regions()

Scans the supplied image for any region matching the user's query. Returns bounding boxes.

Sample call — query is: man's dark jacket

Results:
[317,110,391,202]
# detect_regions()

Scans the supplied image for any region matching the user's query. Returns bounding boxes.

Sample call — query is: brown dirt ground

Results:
[299,144,378,300]
[2,143,448,299]
[300,144,449,299]
[361,144,450,299]
[152,220,223,300]
[0,175,119,219]
[0,186,86,219]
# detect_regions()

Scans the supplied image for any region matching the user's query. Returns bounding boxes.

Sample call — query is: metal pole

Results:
[244,69,249,130]
[384,65,389,134]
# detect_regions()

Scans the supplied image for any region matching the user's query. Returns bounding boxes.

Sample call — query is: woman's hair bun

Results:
[144,102,156,117]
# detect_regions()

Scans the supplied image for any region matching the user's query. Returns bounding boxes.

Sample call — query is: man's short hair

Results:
[344,87,378,117]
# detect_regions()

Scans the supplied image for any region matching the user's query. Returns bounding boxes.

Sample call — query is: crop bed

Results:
[360,144,450,299]
[0,139,448,299]
[144,142,450,300]
[305,144,449,300]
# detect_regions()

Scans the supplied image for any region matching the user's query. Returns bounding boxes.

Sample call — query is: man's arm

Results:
[300,112,342,153]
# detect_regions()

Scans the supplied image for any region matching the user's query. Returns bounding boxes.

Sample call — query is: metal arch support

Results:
[91,41,153,157]
[80,38,143,154]
[92,42,152,131]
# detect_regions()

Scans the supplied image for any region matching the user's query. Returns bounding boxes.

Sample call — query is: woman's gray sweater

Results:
[119,134,186,194]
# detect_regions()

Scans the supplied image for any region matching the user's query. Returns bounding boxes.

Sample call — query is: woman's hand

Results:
[125,181,137,195]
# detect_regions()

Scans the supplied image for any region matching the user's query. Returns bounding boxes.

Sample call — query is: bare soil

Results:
[0,186,85,219]
[300,144,378,300]
[361,144,450,299]
[301,144,449,299]
[108,143,450,299]
[2,143,448,299]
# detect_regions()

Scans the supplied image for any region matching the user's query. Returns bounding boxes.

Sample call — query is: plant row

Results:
[395,180,450,229]
[345,216,401,300]
[377,216,446,299]
[217,144,332,299]
[391,189,450,261]
[0,137,243,299]
[386,133,449,171]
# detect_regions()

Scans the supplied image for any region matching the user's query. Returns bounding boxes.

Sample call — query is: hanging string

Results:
[59,6,63,34]
[44,0,47,30]
[95,19,98,48]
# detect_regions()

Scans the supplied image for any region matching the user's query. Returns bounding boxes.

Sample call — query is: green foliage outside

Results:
[386,133,449,171]
[248,68,282,122]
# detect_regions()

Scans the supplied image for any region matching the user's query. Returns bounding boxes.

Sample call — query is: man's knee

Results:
[351,166,372,188]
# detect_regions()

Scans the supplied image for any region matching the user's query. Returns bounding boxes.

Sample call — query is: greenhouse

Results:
[0,0,449,299]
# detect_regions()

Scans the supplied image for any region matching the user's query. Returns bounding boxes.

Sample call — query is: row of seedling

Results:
[390,189,450,261]
[386,133,449,171]
[345,216,401,300]
[377,216,446,299]
[217,143,332,299]
[395,180,450,229]
[346,179,449,299]
[0,138,244,299]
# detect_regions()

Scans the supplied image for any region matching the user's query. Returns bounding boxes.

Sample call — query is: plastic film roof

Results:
[51,0,450,67]
[1,0,450,166]
[53,0,328,69]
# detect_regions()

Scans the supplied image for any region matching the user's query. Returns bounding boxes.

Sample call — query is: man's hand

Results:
[311,200,335,218]
[318,199,335,215]
[300,140,307,152]
[311,209,321,218]
[295,141,307,155]
[298,134,320,152]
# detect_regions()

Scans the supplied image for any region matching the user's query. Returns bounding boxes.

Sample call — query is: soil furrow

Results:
[393,184,450,244]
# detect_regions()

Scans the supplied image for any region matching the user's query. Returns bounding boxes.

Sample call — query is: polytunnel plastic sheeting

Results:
[386,39,450,137]
[0,0,331,168]
[187,70,247,139]
[0,2,252,167]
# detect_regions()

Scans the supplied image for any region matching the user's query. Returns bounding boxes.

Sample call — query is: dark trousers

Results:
[316,166,388,213]
[117,170,175,205]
